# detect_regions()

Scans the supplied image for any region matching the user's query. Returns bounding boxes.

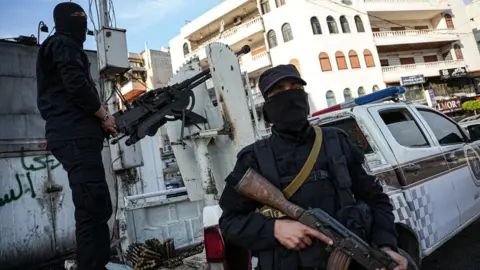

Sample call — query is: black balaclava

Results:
[263,89,310,133]
[53,2,88,44]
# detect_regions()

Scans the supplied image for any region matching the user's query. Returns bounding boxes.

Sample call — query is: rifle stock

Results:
[236,168,305,219]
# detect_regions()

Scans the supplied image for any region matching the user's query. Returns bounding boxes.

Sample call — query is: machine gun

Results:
[235,168,408,270]
[112,45,251,146]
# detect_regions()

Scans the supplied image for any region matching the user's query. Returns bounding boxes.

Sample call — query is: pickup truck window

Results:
[418,109,466,145]
[379,109,430,148]
[320,117,373,154]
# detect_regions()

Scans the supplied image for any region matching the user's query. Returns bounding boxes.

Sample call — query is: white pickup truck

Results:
[203,88,480,269]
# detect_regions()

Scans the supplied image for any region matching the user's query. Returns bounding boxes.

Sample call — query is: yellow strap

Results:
[258,126,323,216]
[283,126,323,199]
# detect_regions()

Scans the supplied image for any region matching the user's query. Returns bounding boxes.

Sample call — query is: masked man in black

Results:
[218,64,408,270]
[36,2,116,270]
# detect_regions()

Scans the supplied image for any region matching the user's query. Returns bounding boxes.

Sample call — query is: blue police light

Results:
[311,86,406,117]
[354,86,406,106]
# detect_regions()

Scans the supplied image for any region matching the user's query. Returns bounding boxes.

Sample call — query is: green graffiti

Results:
[0,172,36,207]
[21,154,61,172]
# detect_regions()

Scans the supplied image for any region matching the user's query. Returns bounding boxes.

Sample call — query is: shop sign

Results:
[400,74,425,86]
[436,98,462,113]
[439,67,468,79]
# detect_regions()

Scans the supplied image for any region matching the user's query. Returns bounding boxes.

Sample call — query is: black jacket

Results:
[219,124,397,269]
[36,33,104,142]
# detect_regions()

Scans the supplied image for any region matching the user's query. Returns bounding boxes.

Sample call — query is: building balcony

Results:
[247,92,265,108]
[240,50,272,75]
[120,80,147,102]
[187,16,264,62]
[373,29,459,47]
[364,0,449,14]
[381,60,466,82]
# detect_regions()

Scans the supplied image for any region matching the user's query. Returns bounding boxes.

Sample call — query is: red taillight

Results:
[204,226,225,262]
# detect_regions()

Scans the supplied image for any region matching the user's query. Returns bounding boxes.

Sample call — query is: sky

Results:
[0,0,224,52]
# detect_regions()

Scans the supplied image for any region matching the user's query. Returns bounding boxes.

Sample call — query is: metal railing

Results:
[382,60,465,73]
[188,16,263,57]
[373,29,456,38]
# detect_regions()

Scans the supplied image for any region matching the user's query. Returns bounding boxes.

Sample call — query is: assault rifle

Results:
[235,168,399,270]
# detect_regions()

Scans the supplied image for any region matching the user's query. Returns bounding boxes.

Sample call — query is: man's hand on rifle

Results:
[376,247,408,270]
[274,220,333,250]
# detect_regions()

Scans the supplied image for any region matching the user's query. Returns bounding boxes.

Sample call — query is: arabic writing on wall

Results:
[0,154,61,207]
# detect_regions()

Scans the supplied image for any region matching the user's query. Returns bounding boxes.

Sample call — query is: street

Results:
[422,219,480,270]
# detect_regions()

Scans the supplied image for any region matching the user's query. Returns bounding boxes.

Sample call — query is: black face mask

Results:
[53,2,88,44]
[263,89,310,132]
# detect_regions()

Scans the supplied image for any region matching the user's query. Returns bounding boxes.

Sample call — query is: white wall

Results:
[180,0,250,37]
[465,0,480,49]
[169,35,188,73]
[450,0,480,71]
[261,0,385,110]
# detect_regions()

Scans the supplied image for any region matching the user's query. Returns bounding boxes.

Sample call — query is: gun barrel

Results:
[235,168,305,219]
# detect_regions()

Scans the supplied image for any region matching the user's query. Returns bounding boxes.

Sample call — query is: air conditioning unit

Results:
[234,16,243,26]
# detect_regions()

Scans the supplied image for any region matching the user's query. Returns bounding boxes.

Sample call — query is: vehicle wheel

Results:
[398,248,420,270]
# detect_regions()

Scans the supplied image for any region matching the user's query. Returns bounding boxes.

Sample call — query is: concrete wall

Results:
[0,41,116,269]
[142,48,173,89]
[450,0,480,71]
[465,0,480,50]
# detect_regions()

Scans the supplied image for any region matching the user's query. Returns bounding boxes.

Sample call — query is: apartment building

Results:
[169,0,480,112]
[119,48,173,106]
[465,0,480,50]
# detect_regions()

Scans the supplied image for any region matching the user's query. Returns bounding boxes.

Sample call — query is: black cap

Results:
[258,64,306,98]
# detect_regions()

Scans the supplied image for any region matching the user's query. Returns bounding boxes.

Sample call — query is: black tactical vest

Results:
[252,127,365,270]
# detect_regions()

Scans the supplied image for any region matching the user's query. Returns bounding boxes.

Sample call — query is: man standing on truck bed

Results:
[218,64,408,270]
[36,2,116,270]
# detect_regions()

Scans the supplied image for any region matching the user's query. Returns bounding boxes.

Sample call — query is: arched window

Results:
[267,30,278,48]
[183,43,189,56]
[373,85,380,92]
[354,15,365,32]
[344,88,353,101]
[276,0,286,7]
[445,14,454,29]
[364,49,375,67]
[289,59,302,75]
[326,90,337,107]
[282,23,294,42]
[358,87,366,96]
[340,16,351,33]
[454,44,464,60]
[335,51,348,70]
[261,0,270,14]
[327,16,339,34]
[348,50,360,69]
[319,52,332,71]
[311,17,322,35]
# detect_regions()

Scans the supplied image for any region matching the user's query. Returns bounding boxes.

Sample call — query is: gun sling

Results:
[258,126,323,218]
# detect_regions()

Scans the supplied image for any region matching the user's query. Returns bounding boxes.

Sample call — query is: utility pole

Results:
[97,0,115,115]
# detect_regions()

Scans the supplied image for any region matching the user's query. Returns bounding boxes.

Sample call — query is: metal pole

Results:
[98,0,109,28]
[243,72,260,140]
[125,187,187,201]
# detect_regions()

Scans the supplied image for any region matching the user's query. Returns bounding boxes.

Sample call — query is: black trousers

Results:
[49,138,113,270]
